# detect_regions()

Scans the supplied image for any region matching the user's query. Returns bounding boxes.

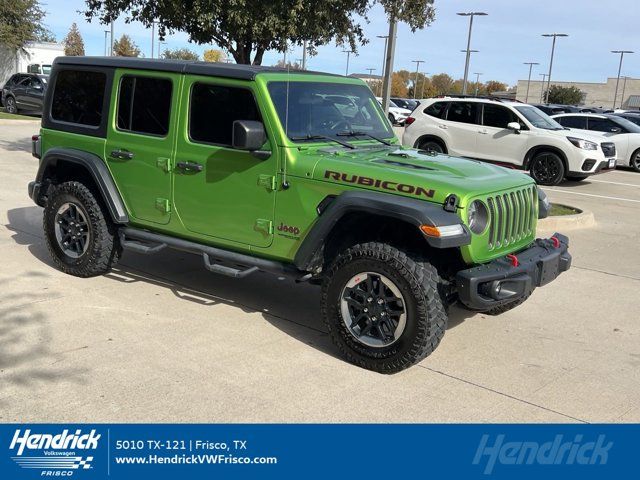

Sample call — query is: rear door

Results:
[105,70,180,225]
[172,76,277,248]
[476,103,529,164]
[442,101,480,157]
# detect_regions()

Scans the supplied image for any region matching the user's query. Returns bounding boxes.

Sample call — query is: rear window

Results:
[447,102,479,125]
[424,101,448,119]
[117,76,173,136]
[51,70,106,127]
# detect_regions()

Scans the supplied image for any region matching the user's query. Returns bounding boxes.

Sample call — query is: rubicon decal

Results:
[324,170,435,198]
[9,428,100,474]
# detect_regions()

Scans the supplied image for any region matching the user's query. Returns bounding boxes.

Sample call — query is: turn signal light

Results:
[419,224,465,238]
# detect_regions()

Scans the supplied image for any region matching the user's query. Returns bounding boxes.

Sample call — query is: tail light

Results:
[405,117,416,126]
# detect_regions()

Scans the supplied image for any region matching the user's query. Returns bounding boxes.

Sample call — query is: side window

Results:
[588,118,618,133]
[446,102,479,125]
[189,83,261,146]
[51,70,106,127]
[557,116,587,129]
[483,104,519,128]
[117,76,172,136]
[424,101,448,119]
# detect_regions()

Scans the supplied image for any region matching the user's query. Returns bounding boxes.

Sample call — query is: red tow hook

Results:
[550,236,560,248]
[506,254,519,267]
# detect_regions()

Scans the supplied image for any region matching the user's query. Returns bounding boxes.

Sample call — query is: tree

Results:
[162,47,199,60]
[112,34,141,57]
[0,0,54,50]
[63,23,85,56]
[485,80,508,95]
[390,72,408,97]
[83,0,435,65]
[430,73,454,96]
[203,49,225,63]
[545,85,583,105]
[274,59,303,70]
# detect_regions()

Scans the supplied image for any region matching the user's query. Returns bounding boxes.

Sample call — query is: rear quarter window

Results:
[51,70,106,127]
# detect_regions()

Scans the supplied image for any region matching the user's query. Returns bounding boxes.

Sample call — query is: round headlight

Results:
[468,200,489,234]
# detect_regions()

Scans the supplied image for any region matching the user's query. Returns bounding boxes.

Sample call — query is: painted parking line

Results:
[587,179,640,188]
[544,188,640,204]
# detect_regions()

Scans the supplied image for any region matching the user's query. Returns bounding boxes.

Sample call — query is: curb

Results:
[537,204,596,232]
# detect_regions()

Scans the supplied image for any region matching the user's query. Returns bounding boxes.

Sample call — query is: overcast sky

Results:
[43,0,639,86]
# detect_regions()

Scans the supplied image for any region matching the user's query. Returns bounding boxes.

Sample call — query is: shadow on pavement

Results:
[6,206,476,370]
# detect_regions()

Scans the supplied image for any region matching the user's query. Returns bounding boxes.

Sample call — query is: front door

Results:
[476,103,528,165]
[442,101,480,157]
[105,70,179,225]
[173,77,277,248]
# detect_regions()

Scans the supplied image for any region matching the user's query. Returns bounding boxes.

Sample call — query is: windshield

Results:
[42,65,52,75]
[268,82,394,141]
[612,116,640,133]
[515,106,564,130]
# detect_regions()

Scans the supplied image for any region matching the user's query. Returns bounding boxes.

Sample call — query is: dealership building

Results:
[515,76,640,109]
[0,41,64,85]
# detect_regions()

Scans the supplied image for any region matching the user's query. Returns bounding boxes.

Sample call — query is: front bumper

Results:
[455,233,571,311]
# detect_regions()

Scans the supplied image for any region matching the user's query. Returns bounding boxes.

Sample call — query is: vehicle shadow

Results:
[6,206,476,368]
[0,135,35,153]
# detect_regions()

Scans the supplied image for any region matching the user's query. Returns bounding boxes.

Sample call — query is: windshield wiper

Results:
[336,130,393,146]
[289,134,355,149]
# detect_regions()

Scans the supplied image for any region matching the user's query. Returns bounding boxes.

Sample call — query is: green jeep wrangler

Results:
[28,57,571,373]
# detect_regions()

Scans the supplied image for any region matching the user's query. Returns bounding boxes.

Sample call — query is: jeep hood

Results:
[308,146,534,205]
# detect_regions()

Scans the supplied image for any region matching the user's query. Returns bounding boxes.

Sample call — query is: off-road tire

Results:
[5,96,18,114]
[529,152,565,186]
[484,292,531,316]
[43,181,121,277]
[321,242,448,374]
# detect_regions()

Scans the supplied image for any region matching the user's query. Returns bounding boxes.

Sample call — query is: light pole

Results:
[381,18,398,115]
[411,60,425,99]
[377,35,389,96]
[541,33,568,104]
[473,72,483,96]
[621,76,629,109]
[110,21,114,56]
[539,73,548,103]
[457,12,488,95]
[151,21,156,59]
[302,40,308,70]
[103,30,109,56]
[611,50,634,109]
[523,62,539,103]
[343,50,355,76]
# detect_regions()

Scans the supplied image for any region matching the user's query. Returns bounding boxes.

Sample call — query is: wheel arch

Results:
[413,134,448,153]
[523,145,569,172]
[294,191,470,273]
[34,147,128,224]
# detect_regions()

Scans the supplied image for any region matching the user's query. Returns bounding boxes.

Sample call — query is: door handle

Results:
[438,124,448,130]
[110,149,134,160]
[478,129,488,134]
[176,161,203,173]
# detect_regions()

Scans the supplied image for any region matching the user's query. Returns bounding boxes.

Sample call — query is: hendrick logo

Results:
[324,170,435,198]
[10,429,101,473]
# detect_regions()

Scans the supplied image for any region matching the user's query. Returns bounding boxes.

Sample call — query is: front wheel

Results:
[388,113,396,125]
[43,181,121,277]
[4,96,18,114]
[321,242,448,374]
[529,152,565,186]
[630,149,640,172]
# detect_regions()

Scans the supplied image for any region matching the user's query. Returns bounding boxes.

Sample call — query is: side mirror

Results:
[232,120,266,151]
[610,127,622,134]
[507,122,521,134]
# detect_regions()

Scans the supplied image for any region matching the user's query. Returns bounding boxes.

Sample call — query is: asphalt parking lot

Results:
[1,120,638,423]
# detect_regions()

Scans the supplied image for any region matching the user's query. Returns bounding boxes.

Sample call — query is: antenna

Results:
[282,61,291,190]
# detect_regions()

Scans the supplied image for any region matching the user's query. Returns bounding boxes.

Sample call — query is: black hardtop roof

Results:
[52,56,342,81]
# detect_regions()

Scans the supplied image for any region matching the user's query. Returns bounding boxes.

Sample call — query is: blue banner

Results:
[0,424,635,479]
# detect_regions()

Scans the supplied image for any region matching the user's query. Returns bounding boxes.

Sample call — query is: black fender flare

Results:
[293,190,470,271]
[33,147,129,223]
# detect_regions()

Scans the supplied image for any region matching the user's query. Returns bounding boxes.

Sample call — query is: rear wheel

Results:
[5,96,18,114]
[321,242,448,374]
[418,139,446,154]
[529,152,565,186]
[388,113,396,125]
[43,181,121,277]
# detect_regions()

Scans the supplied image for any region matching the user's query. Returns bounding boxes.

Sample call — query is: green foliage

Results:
[0,0,53,50]
[545,85,584,105]
[113,34,141,57]
[64,23,85,56]
[203,48,225,63]
[83,0,435,65]
[162,48,199,60]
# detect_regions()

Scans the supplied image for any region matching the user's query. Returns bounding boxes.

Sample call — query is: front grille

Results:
[486,186,537,250]
[601,142,616,158]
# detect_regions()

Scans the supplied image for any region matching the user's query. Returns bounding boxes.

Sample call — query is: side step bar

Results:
[119,227,301,280]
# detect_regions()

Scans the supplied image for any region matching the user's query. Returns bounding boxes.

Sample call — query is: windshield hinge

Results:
[155,198,170,213]
[444,194,458,212]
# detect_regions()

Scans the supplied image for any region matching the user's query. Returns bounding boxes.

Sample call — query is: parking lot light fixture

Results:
[457,12,488,95]
[411,60,425,99]
[103,30,109,56]
[541,33,568,104]
[612,50,634,109]
[523,62,540,103]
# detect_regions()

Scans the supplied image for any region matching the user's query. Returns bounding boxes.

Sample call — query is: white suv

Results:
[402,97,616,185]
[376,97,411,125]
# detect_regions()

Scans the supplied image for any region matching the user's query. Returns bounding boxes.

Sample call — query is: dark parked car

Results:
[532,104,571,115]
[1,73,48,114]
[391,97,418,111]
[614,112,640,127]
